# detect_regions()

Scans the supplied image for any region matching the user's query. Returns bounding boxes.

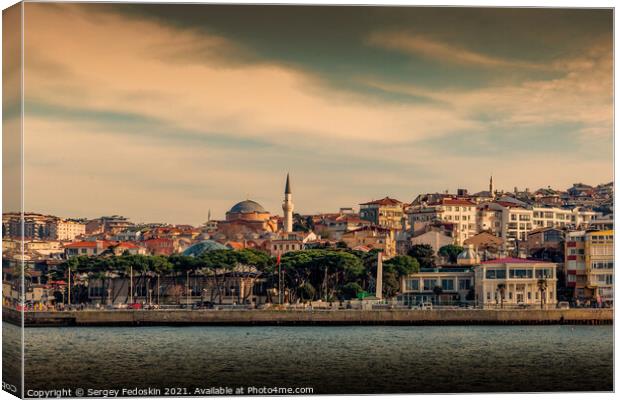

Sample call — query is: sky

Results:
[6,3,614,224]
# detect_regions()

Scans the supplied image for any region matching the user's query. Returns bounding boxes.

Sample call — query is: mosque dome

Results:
[457,244,480,266]
[229,200,266,214]
[182,240,228,257]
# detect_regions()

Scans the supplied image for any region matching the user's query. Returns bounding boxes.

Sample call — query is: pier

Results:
[3,307,613,327]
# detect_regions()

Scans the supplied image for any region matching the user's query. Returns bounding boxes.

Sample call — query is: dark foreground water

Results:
[3,323,614,395]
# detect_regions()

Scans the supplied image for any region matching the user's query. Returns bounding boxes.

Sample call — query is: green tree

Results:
[278,249,364,302]
[341,282,363,300]
[407,244,436,269]
[381,255,420,297]
[438,244,464,264]
[384,255,420,277]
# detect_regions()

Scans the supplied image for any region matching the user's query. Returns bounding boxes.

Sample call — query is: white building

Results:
[52,219,86,241]
[474,258,558,308]
[477,201,533,252]
[407,198,477,245]
[532,207,598,229]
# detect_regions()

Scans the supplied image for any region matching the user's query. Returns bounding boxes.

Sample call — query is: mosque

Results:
[214,174,294,240]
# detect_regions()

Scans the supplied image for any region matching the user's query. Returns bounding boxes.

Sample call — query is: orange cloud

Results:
[367,31,545,69]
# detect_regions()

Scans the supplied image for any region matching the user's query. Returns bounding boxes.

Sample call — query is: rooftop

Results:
[481,257,554,264]
[360,197,402,206]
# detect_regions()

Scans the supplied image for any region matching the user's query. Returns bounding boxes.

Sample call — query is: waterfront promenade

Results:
[3,307,613,327]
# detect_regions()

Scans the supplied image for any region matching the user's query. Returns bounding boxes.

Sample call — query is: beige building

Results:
[474,258,558,308]
[408,228,454,254]
[359,197,404,230]
[400,267,474,306]
[52,219,86,241]
[341,225,396,257]
[566,230,613,305]
[585,230,613,305]
[268,231,319,256]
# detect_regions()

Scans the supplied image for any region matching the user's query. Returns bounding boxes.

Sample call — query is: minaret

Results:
[282,173,294,233]
[489,175,494,195]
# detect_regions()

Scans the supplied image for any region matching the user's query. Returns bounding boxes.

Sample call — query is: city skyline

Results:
[5,4,613,224]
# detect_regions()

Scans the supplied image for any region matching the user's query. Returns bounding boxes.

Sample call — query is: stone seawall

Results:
[2,307,613,327]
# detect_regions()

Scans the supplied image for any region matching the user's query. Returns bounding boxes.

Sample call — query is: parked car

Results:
[557,301,570,310]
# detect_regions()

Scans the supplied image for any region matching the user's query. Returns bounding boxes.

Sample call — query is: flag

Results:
[276,253,281,265]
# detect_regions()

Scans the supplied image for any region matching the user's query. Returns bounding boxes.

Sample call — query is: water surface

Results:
[7,324,614,394]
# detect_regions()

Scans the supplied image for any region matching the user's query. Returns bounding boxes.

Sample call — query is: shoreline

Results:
[2,307,613,327]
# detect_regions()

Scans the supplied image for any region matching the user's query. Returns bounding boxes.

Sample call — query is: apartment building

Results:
[565,231,587,300]
[585,230,613,305]
[51,219,86,241]
[532,207,598,229]
[477,202,533,252]
[341,225,397,257]
[565,230,614,305]
[359,197,404,230]
[407,198,477,245]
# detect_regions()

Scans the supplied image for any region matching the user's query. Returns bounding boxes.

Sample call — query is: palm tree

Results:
[496,283,506,309]
[537,279,548,310]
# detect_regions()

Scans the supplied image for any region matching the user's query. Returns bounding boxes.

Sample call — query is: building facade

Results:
[341,225,396,257]
[474,258,558,308]
[407,198,477,245]
[359,197,404,230]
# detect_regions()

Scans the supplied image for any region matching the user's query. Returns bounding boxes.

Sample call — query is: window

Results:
[441,279,454,291]
[406,279,419,291]
[592,261,613,269]
[459,279,471,290]
[487,292,491,300]
[423,279,436,291]
[485,269,506,279]
[510,269,533,279]
[535,269,552,279]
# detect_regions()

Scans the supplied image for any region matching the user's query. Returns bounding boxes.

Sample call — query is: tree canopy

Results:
[407,244,436,269]
[438,244,464,264]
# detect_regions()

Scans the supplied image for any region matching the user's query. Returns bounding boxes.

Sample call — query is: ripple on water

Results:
[4,324,612,394]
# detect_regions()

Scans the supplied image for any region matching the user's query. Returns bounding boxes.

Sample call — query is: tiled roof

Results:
[439,198,476,206]
[360,196,402,206]
[64,241,98,248]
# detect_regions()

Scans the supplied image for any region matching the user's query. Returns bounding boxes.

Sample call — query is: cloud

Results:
[367,31,545,69]
[19,4,613,223]
[360,38,612,141]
